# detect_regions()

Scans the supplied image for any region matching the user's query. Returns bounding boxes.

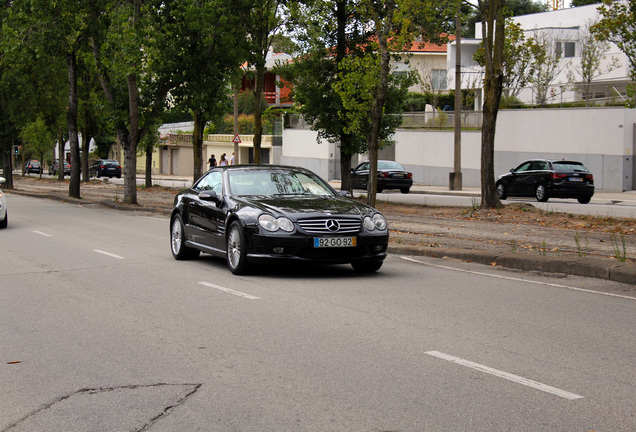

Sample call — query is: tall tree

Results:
[283,0,373,192]
[90,0,179,204]
[20,117,53,179]
[168,0,250,181]
[568,20,620,105]
[592,0,636,106]
[476,21,539,99]
[246,0,285,164]
[1,0,82,192]
[476,0,506,209]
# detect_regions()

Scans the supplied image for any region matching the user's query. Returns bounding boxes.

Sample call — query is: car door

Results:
[187,171,227,252]
[506,161,533,196]
[528,160,550,191]
[351,162,369,189]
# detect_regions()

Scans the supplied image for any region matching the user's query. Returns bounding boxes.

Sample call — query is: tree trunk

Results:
[192,109,206,181]
[124,73,139,205]
[339,137,353,193]
[81,126,90,183]
[367,6,394,208]
[2,150,13,189]
[57,128,64,181]
[253,65,265,164]
[67,51,81,199]
[479,0,505,209]
[145,139,153,188]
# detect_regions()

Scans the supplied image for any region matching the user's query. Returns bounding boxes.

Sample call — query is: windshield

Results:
[228,169,335,197]
[378,161,405,170]
[553,162,589,172]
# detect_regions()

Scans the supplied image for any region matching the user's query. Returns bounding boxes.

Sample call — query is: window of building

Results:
[432,69,447,90]
[555,41,576,58]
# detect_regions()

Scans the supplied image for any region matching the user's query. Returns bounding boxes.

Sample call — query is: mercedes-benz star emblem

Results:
[325,219,340,232]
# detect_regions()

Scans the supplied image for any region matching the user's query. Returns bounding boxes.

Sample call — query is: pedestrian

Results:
[208,154,217,168]
[230,152,235,165]
[220,153,228,166]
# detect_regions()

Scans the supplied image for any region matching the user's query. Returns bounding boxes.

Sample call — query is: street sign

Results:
[232,134,241,144]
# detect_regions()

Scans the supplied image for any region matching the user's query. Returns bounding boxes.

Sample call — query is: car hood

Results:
[231,195,375,219]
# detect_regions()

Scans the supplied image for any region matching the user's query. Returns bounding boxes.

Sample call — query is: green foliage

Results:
[592,0,636,107]
[403,92,458,111]
[20,117,54,158]
[571,0,602,6]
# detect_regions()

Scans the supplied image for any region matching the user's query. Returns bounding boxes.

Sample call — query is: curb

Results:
[387,244,636,285]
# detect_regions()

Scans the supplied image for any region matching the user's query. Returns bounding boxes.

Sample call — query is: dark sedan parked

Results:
[49,159,71,176]
[89,159,121,178]
[496,159,594,204]
[25,160,42,174]
[170,165,389,275]
[351,160,413,194]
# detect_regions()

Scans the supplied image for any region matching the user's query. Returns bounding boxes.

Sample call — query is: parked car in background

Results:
[495,159,595,204]
[25,160,42,174]
[0,176,7,228]
[49,159,71,176]
[351,160,413,194]
[89,159,121,178]
[170,164,389,275]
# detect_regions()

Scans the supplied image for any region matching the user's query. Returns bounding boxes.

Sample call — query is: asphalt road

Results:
[1,194,635,431]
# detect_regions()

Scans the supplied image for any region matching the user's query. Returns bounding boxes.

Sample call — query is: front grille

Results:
[298,217,361,234]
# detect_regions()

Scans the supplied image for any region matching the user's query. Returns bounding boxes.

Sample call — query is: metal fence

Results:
[284,112,483,130]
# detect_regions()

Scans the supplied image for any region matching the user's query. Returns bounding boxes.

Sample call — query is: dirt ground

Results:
[7,175,636,263]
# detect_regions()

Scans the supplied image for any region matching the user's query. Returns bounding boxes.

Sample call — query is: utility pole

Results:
[233,84,239,164]
[450,2,462,190]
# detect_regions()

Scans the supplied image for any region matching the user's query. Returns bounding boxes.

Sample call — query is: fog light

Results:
[273,247,284,253]
[372,245,383,252]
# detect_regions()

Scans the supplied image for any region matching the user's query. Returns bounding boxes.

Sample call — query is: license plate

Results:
[569,177,583,182]
[314,237,357,248]
[392,174,404,178]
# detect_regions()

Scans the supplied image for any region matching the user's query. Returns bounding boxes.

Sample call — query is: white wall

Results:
[282,107,636,193]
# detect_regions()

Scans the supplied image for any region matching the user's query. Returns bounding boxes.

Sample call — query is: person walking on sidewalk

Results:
[208,154,217,169]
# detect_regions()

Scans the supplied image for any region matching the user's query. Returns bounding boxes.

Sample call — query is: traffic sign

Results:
[232,134,241,144]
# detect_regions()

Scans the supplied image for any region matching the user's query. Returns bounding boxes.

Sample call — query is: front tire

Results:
[351,260,383,273]
[227,221,249,275]
[535,184,549,202]
[170,214,199,260]
[496,182,507,200]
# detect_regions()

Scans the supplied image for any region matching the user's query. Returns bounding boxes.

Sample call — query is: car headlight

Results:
[258,214,294,232]
[364,214,387,231]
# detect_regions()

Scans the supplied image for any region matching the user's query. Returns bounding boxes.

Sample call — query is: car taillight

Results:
[406,173,412,179]
[585,174,593,181]
[550,173,567,179]
[379,172,389,178]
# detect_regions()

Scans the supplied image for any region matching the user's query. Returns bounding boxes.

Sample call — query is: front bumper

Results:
[246,230,389,265]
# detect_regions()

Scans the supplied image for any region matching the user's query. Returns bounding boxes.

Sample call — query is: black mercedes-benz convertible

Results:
[170,165,389,275]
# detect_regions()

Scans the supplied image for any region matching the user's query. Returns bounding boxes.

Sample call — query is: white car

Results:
[0,176,7,228]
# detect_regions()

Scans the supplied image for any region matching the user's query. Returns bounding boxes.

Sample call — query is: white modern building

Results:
[447,2,631,107]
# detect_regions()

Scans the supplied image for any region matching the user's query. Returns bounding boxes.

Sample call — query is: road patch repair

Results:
[3,383,201,431]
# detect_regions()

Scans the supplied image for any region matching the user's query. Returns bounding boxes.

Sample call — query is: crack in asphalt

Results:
[2,383,202,432]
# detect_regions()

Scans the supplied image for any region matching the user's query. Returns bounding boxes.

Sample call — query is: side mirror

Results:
[338,190,352,198]
[510,169,516,174]
[0,177,5,184]
[199,190,221,205]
